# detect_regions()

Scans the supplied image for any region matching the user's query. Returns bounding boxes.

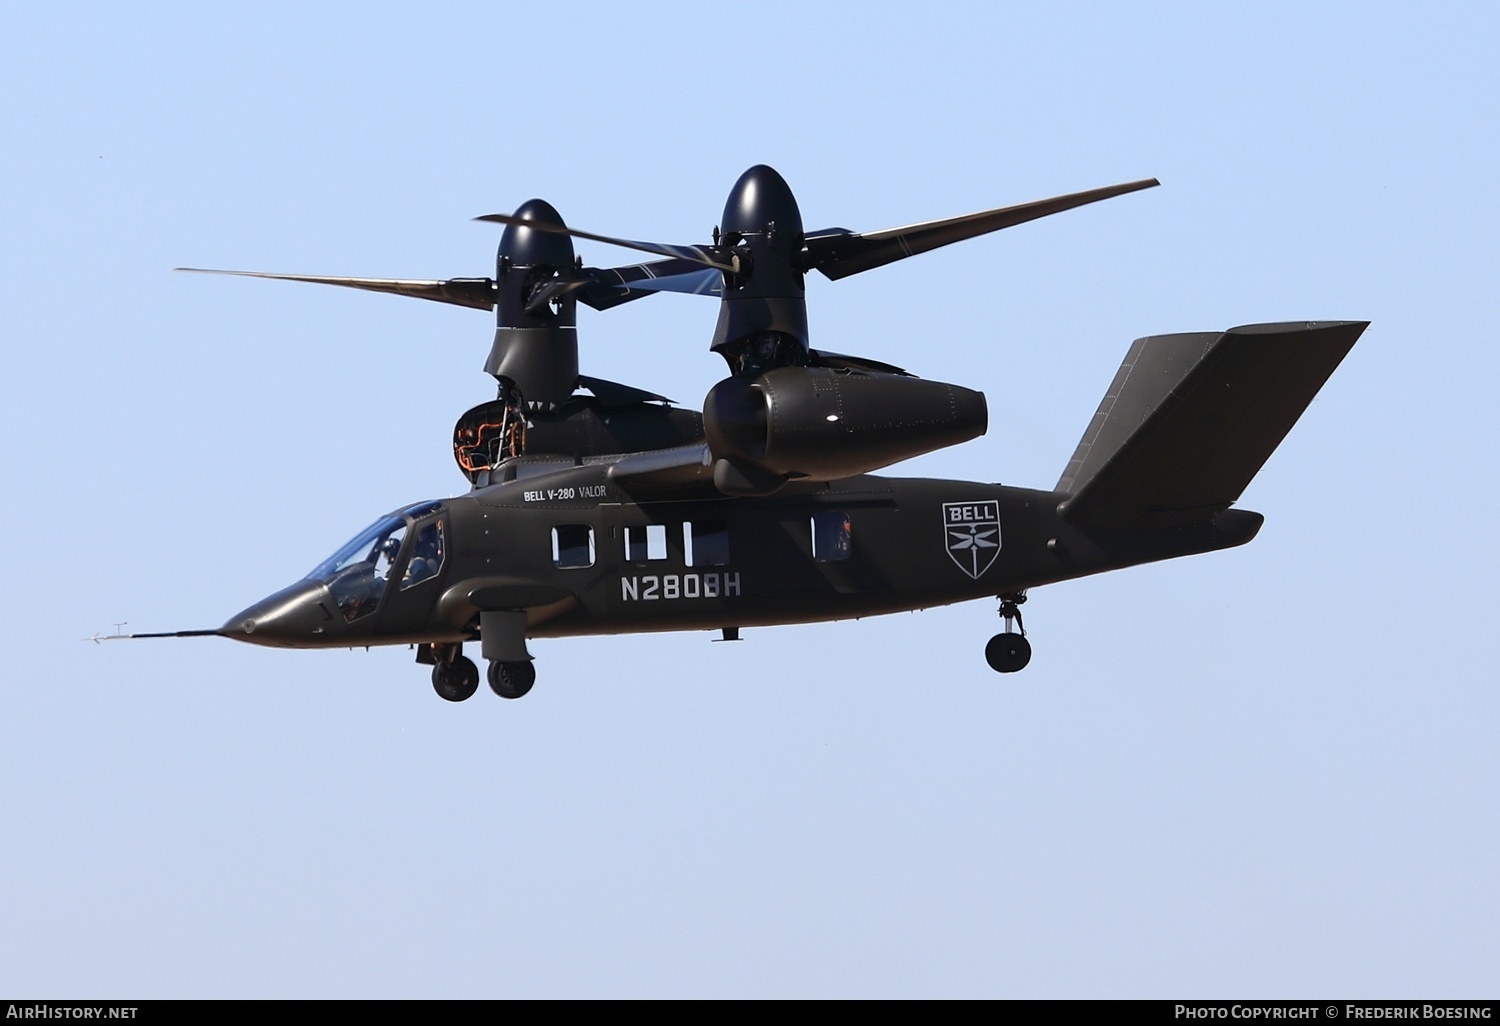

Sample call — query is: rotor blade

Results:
[574,258,724,310]
[523,277,593,316]
[474,213,735,272]
[599,266,723,298]
[802,178,1160,281]
[574,284,652,313]
[176,268,496,311]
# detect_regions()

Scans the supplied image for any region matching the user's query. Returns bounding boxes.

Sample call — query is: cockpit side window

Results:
[401,519,445,590]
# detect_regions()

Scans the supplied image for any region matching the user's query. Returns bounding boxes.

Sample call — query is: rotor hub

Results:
[720,164,805,244]
[498,198,576,271]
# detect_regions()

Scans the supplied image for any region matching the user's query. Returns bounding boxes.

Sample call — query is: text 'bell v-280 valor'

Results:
[108,166,1363,702]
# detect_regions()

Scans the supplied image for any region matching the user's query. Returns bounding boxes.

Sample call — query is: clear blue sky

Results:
[2,2,1496,997]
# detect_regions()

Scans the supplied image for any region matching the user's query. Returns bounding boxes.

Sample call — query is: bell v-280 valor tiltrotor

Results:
[142,166,1363,702]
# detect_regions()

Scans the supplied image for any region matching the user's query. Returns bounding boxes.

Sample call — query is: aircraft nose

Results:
[221,580,337,647]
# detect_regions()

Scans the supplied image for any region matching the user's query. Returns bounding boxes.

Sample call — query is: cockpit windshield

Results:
[305,503,447,624]
[308,515,407,623]
[309,515,407,582]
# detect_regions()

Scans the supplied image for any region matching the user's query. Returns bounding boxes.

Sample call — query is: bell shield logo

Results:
[943,501,1001,579]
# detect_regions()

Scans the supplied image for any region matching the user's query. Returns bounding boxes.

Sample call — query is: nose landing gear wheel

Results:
[432,655,480,702]
[488,659,536,699]
[985,633,1032,673]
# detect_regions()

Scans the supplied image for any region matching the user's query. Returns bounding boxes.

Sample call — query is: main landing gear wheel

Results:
[985,633,1032,673]
[986,593,1032,674]
[488,660,536,700]
[432,655,480,702]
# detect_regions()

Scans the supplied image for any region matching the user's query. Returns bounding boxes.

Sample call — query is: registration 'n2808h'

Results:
[620,573,742,602]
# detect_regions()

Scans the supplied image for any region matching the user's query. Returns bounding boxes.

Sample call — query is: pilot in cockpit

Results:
[375,535,402,581]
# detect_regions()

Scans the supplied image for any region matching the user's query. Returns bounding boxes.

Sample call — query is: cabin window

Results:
[811,511,852,562]
[684,521,730,566]
[552,524,595,569]
[625,523,668,562]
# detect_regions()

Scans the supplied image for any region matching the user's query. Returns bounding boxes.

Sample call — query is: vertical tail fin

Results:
[1057,321,1366,529]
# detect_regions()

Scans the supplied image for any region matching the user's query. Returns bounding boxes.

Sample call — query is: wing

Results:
[605,444,717,499]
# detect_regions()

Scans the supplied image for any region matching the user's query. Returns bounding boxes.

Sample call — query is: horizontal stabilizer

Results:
[1057,320,1366,528]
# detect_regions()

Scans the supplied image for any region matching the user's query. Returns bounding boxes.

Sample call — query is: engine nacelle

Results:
[703,366,987,495]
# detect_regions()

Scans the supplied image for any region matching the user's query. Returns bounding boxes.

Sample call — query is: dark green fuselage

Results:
[224,456,1259,652]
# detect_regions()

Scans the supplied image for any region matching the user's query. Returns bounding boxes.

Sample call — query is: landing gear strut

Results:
[488,660,536,700]
[431,653,480,702]
[986,593,1032,673]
